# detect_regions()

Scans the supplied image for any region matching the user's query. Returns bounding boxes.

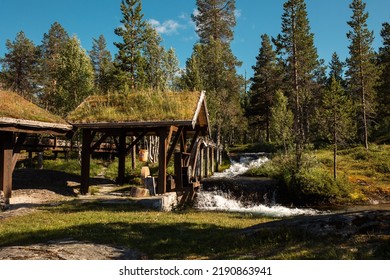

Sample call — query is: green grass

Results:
[0,202,388,259]
[0,90,67,124]
[67,91,202,123]
[244,144,390,205]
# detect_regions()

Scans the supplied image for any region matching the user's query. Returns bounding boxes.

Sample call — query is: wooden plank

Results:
[157,128,168,194]
[90,133,109,153]
[0,132,14,204]
[80,129,92,194]
[125,131,147,154]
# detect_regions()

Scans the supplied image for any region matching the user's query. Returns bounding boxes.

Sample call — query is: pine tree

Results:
[346,0,379,150]
[192,0,236,44]
[248,34,282,142]
[321,77,354,179]
[114,0,146,90]
[1,31,38,99]
[56,36,94,116]
[89,35,114,94]
[190,0,244,148]
[274,0,322,167]
[38,22,69,110]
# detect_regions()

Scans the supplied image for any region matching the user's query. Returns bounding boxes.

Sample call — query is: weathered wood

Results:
[125,131,147,154]
[157,128,168,194]
[174,152,183,190]
[11,133,27,170]
[117,133,126,185]
[90,133,109,153]
[0,132,14,204]
[80,129,92,194]
[167,126,184,165]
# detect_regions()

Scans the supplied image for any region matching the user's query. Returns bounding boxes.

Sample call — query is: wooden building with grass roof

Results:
[67,90,214,197]
[0,90,74,206]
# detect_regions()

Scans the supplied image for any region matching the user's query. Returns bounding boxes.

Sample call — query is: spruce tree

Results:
[346,0,379,150]
[376,22,390,140]
[328,52,346,87]
[249,34,282,142]
[114,0,146,90]
[1,31,38,99]
[89,35,114,94]
[274,0,322,167]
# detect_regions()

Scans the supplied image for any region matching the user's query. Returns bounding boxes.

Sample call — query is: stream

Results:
[195,153,321,217]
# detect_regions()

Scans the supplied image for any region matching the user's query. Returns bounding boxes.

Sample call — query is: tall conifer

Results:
[249,34,282,142]
[274,0,322,167]
[114,0,146,90]
[1,31,38,99]
[346,0,378,150]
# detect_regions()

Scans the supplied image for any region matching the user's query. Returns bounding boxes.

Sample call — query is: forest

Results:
[0,0,389,204]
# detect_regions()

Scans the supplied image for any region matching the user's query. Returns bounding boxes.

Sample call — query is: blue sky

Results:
[1,0,389,77]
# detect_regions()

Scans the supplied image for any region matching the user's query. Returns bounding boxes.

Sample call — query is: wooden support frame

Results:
[157,128,168,195]
[0,132,14,204]
[80,129,92,194]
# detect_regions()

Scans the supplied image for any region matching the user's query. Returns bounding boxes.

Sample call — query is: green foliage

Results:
[245,153,352,205]
[346,0,379,149]
[56,36,94,116]
[1,31,38,99]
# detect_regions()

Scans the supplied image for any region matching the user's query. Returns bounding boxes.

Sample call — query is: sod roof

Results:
[67,91,209,128]
[0,90,73,135]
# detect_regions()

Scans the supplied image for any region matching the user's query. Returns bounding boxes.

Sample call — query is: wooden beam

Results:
[167,126,184,165]
[90,133,109,153]
[125,131,147,154]
[117,133,126,185]
[157,128,168,194]
[0,132,14,204]
[80,129,92,194]
[12,133,27,170]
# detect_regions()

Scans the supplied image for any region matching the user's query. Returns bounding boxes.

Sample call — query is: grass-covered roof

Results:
[67,91,206,125]
[0,90,69,125]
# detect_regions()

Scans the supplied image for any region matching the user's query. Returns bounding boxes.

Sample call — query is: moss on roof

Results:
[0,90,68,125]
[67,91,203,124]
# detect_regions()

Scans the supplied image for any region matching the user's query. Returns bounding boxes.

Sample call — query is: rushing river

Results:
[194,153,321,217]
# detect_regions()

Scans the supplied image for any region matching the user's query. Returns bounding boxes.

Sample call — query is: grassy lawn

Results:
[0,202,388,259]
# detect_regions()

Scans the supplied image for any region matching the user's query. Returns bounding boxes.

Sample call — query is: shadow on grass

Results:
[12,169,115,196]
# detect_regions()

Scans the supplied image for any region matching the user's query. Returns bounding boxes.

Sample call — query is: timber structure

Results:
[0,90,74,205]
[67,90,216,200]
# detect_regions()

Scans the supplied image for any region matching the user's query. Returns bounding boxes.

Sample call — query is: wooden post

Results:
[174,152,183,190]
[0,132,14,204]
[211,146,215,174]
[131,136,136,170]
[205,146,210,178]
[80,129,92,194]
[117,133,126,185]
[157,128,168,194]
[199,145,204,180]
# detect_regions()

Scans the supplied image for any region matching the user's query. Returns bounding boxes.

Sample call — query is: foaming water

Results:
[194,191,319,217]
[196,153,320,217]
[213,153,269,178]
